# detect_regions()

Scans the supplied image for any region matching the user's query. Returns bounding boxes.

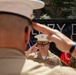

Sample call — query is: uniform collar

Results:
[48,50,52,56]
[36,50,52,60]
[0,48,24,57]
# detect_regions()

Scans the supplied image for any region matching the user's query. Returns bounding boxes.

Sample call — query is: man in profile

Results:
[0,0,47,75]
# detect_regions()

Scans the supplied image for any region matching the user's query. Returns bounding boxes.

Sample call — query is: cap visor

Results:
[37,41,49,45]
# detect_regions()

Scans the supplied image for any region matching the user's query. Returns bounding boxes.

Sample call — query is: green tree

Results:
[41,0,76,18]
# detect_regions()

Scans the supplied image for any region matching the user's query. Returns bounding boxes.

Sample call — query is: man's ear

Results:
[25,26,30,44]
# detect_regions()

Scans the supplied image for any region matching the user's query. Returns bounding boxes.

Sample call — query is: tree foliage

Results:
[41,0,76,19]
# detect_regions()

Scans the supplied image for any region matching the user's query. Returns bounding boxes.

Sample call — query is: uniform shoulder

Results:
[49,51,59,58]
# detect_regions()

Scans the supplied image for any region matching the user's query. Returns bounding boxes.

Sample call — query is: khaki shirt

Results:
[27,51,62,68]
[70,57,76,68]
[0,48,76,75]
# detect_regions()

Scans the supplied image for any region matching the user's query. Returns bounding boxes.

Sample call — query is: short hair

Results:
[0,12,32,36]
[0,12,32,25]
